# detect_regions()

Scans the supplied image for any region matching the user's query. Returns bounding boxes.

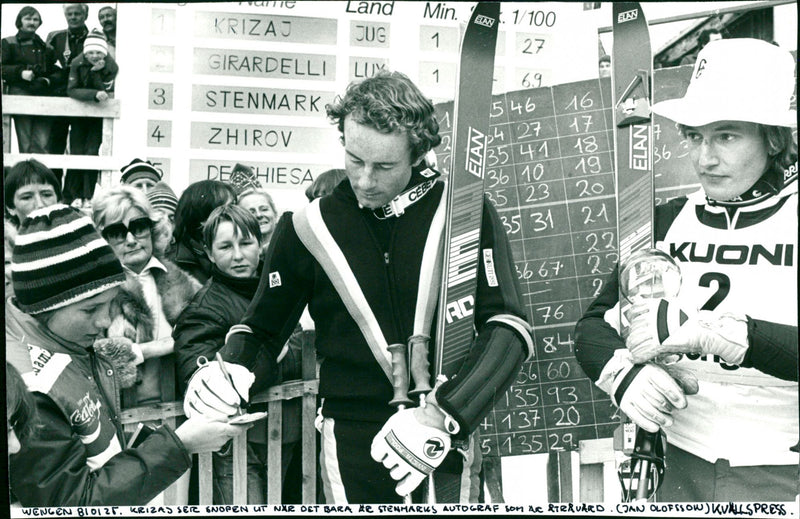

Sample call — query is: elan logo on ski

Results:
[466,127,487,179]
[629,125,650,171]
[474,14,495,28]
[618,9,638,23]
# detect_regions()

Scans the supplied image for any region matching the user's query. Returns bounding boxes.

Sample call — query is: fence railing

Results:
[2,95,121,180]
[118,336,319,505]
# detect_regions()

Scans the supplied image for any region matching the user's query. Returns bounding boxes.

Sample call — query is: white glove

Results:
[612,363,697,433]
[370,407,451,497]
[183,361,255,422]
[626,298,749,365]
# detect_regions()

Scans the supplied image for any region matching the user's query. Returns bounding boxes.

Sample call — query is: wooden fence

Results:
[3,95,121,182]
[119,336,319,505]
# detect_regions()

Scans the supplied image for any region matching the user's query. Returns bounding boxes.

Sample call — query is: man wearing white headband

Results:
[575,38,798,501]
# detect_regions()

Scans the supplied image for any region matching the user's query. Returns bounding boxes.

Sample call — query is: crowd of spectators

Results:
[2,4,118,209]
[4,149,347,506]
[2,25,351,492]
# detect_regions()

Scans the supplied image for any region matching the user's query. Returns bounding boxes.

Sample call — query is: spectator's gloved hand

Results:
[370,406,451,497]
[183,361,254,422]
[613,363,698,433]
[626,299,750,365]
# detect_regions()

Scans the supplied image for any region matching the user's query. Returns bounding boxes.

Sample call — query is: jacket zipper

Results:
[88,349,125,442]
[361,214,404,345]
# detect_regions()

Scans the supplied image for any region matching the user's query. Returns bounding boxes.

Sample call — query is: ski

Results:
[613,1,654,264]
[611,2,662,502]
[433,2,501,381]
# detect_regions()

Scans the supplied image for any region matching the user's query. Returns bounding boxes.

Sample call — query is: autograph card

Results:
[228,412,268,425]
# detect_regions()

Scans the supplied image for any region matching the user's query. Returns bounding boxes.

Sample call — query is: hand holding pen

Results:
[215,352,248,416]
[183,353,256,422]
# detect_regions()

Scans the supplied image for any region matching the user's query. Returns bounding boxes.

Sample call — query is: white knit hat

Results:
[652,38,796,128]
[83,30,108,57]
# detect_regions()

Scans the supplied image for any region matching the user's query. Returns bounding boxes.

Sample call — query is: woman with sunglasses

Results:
[91,185,202,410]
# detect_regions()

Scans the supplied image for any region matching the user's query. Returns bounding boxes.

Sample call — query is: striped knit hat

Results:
[83,30,108,57]
[120,158,161,185]
[12,204,125,315]
[146,182,178,214]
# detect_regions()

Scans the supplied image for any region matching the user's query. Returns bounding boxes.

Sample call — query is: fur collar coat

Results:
[94,256,201,390]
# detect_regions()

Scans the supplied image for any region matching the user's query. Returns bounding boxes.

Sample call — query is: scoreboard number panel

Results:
[435,66,698,456]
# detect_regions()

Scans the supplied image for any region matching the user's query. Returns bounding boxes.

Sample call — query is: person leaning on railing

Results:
[6,204,250,507]
[63,30,119,209]
[1,5,61,154]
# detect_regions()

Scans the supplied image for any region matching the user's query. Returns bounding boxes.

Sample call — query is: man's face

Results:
[98,7,116,33]
[130,178,157,193]
[64,5,87,29]
[599,61,611,78]
[342,117,420,209]
[19,13,41,33]
[684,120,769,201]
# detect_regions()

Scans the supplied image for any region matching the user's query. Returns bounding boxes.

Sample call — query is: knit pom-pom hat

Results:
[146,181,178,214]
[120,158,162,185]
[227,163,263,197]
[12,204,125,314]
[83,30,108,57]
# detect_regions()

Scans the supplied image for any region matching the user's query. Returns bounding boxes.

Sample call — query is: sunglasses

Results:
[101,217,153,244]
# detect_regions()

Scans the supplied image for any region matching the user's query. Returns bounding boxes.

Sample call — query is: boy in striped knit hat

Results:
[6,204,250,506]
[146,181,179,223]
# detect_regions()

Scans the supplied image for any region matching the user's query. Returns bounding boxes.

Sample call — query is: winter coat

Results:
[45,26,87,96]
[170,238,214,285]
[67,52,118,101]
[224,168,532,436]
[101,256,201,408]
[6,301,191,506]
[1,31,60,95]
[173,265,306,444]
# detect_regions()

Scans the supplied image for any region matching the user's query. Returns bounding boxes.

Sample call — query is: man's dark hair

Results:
[4,159,62,226]
[173,180,236,246]
[326,70,442,164]
[305,168,346,201]
[15,6,41,29]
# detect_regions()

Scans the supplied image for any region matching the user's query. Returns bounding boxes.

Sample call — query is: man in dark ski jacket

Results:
[1,6,60,153]
[45,3,90,185]
[184,70,534,504]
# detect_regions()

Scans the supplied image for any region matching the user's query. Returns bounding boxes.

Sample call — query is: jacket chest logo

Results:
[70,392,103,428]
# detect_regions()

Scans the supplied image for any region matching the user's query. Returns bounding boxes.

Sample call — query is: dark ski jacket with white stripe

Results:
[223,170,534,437]
[6,302,191,506]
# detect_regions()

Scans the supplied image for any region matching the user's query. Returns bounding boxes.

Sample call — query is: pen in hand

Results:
[215,352,246,416]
